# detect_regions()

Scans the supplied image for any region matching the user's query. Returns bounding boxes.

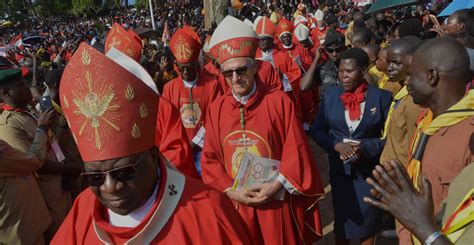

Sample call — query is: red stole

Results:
[339,81,368,121]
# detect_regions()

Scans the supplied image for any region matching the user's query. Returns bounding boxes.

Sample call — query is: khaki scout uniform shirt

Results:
[0,110,71,241]
[380,95,423,167]
[0,125,51,244]
[421,116,473,214]
[441,163,474,244]
[381,81,403,97]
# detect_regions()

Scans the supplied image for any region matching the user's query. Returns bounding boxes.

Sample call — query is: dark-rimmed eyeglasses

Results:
[221,64,253,79]
[81,153,148,187]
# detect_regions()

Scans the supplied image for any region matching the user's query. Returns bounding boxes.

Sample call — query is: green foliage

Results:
[134,0,149,10]
[71,0,103,17]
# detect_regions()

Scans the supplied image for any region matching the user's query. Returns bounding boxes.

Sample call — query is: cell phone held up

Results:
[39,95,53,112]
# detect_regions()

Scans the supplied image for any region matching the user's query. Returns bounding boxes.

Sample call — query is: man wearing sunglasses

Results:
[300,30,346,99]
[203,16,324,244]
[52,44,252,244]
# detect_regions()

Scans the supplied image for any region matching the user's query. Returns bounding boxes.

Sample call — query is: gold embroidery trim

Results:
[132,123,141,139]
[139,103,148,118]
[125,84,135,101]
[81,49,91,65]
[72,71,120,150]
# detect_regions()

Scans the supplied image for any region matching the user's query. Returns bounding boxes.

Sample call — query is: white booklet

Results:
[232,154,284,200]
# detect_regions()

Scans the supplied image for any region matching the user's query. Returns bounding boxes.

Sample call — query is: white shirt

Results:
[182,76,198,88]
[258,50,275,67]
[344,102,366,135]
[232,83,257,105]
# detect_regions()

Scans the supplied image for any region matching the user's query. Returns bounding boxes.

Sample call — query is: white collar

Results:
[232,83,256,105]
[182,75,198,88]
[283,43,293,49]
[108,168,161,228]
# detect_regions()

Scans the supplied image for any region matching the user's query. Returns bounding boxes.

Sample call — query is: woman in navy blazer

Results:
[311,48,392,245]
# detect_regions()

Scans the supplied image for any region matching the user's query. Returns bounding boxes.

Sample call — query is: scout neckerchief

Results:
[377,74,389,89]
[382,86,409,138]
[369,65,385,80]
[408,90,474,190]
[408,90,474,245]
[442,188,474,243]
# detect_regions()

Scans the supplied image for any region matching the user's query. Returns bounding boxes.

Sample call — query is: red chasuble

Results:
[201,81,324,244]
[203,61,220,77]
[255,49,302,90]
[162,71,223,142]
[217,60,283,92]
[278,43,313,71]
[156,97,199,179]
[51,159,253,245]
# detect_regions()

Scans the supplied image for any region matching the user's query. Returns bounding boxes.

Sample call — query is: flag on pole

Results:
[10,34,22,45]
[162,21,171,46]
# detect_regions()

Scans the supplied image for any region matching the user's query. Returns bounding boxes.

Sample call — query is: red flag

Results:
[9,34,22,45]
[162,21,170,44]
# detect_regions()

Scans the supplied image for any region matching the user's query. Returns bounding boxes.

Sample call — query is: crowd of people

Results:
[0,0,472,244]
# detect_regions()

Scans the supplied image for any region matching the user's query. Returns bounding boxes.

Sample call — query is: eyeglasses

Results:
[325,46,344,54]
[221,64,252,79]
[81,153,148,187]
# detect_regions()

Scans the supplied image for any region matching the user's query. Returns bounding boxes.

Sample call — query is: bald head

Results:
[407,37,470,111]
[413,37,470,82]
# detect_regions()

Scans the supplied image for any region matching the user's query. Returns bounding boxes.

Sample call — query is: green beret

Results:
[0,69,23,89]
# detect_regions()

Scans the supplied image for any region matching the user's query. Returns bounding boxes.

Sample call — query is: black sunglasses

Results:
[325,46,344,53]
[221,64,252,79]
[81,153,148,187]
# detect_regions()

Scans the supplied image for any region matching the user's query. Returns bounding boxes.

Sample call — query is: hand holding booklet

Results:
[232,154,284,200]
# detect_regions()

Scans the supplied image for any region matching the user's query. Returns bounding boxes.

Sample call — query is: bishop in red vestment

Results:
[52,43,253,244]
[105,24,198,179]
[163,28,223,175]
[276,18,313,71]
[254,17,302,92]
[205,16,324,244]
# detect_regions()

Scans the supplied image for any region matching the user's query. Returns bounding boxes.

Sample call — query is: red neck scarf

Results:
[339,81,368,121]
[1,103,27,113]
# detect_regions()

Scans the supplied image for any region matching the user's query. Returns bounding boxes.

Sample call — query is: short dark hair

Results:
[341,48,370,68]
[451,8,474,37]
[398,18,424,38]
[390,36,423,55]
[352,27,373,45]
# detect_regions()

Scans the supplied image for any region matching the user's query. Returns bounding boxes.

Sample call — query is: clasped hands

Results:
[226,181,283,206]
[335,142,361,161]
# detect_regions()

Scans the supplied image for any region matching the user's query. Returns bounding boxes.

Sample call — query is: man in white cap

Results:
[202,15,325,244]
[294,23,318,57]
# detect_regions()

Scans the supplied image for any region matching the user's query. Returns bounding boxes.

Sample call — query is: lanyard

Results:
[189,86,194,112]
[240,105,247,151]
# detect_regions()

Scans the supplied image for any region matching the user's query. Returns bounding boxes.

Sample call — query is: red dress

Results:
[201,80,324,244]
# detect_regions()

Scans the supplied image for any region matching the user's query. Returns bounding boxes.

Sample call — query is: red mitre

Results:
[209,16,258,65]
[105,23,142,62]
[59,43,158,162]
[169,28,201,63]
[255,17,276,38]
[276,18,294,39]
